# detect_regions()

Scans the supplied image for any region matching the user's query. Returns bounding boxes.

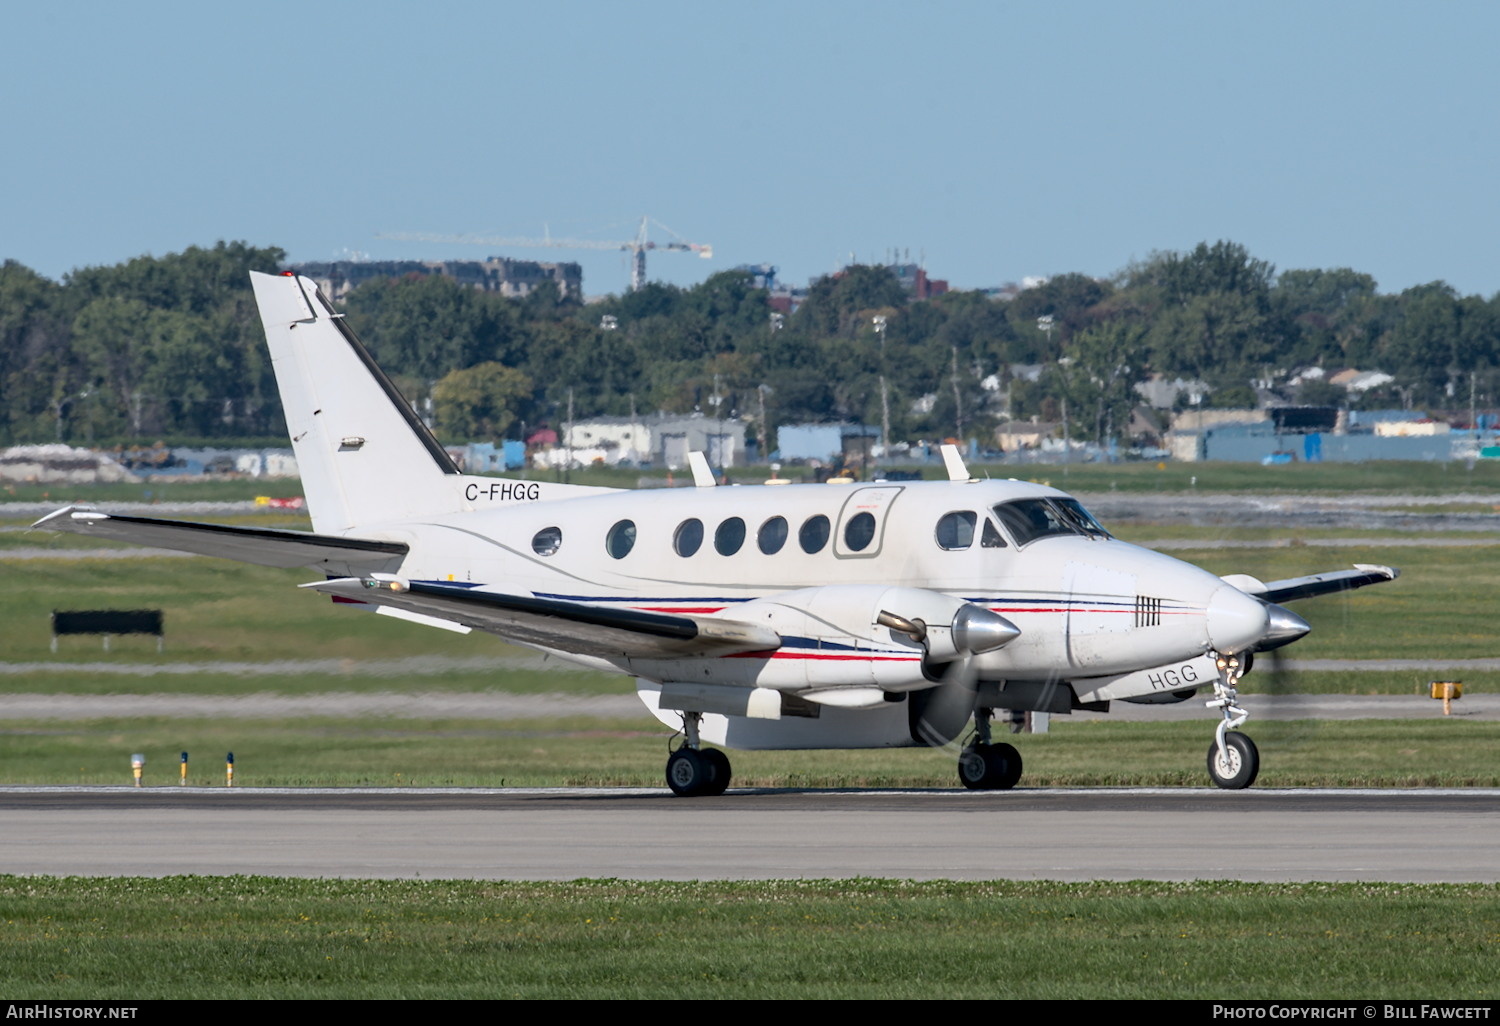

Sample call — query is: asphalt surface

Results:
[5,494,1498,885]
[3,787,1497,882]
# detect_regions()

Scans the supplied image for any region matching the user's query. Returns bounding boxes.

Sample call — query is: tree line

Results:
[3,239,1499,450]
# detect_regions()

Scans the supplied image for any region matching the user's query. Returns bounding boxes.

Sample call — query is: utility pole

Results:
[880,376,891,469]
[757,384,770,465]
[950,346,965,441]
[564,387,574,484]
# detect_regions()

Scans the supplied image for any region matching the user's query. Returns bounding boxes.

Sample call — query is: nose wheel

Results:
[1205,651,1260,789]
[1206,731,1259,789]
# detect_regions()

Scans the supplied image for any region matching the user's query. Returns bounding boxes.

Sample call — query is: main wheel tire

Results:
[958,745,993,789]
[990,742,1023,790]
[699,748,732,796]
[957,742,1023,790]
[1207,732,1260,790]
[667,748,711,796]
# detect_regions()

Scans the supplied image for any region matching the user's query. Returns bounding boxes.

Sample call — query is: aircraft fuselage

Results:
[359,475,1268,693]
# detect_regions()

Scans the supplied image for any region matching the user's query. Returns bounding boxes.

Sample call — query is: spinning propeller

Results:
[878,604,1021,748]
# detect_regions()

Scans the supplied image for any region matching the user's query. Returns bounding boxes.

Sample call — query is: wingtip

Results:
[31,504,98,530]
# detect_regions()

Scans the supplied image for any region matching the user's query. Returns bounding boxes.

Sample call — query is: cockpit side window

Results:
[992,499,1075,547]
[935,511,977,550]
[1055,498,1111,538]
[981,519,1006,548]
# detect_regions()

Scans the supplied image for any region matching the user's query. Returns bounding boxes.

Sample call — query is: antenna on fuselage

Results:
[687,451,718,487]
[940,444,972,482]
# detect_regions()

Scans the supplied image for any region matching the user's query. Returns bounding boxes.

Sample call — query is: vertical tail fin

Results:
[251,271,463,533]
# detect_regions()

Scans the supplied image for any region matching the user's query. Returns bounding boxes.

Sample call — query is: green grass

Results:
[1244,670,1500,696]
[1136,542,1500,661]
[0,666,1478,698]
[0,557,525,664]
[983,458,1500,495]
[2,717,1494,788]
[0,876,1494,999]
[0,666,621,696]
[11,458,1500,502]
[0,478,307,504]
[6,539,1491,664]
[1111,523,1500,543]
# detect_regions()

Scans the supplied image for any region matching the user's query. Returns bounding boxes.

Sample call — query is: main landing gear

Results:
[957,708,1024,790]
[666,712,731,797]
[1206,651,1260,789]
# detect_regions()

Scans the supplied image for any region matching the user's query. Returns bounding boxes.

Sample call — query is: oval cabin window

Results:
[606,520,637,559]
[674,518,704,557]
[844,511,877,552]
[799,514,831,554]
[715,517,746,555]
[532,526,562,556]
[758,516,788,555]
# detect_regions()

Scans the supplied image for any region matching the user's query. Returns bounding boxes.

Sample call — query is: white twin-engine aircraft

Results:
[36,272,1400,795]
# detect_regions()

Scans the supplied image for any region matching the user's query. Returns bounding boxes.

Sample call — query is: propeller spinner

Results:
[879,604,1021,748]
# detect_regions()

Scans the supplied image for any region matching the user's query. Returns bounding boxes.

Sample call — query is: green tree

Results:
[432,362,532,440]
[794,265,907,337]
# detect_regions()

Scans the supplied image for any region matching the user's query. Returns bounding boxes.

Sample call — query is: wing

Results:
[303,576,782,660]
[1223,563,1399,604]
[32,506,407,574]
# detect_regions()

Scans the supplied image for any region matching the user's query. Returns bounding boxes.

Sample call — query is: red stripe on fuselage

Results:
[724,650,918,662]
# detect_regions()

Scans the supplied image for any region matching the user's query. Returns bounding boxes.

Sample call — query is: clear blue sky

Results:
[4,0,1497,298]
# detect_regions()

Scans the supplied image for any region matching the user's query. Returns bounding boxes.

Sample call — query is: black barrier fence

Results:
[51,609,164,653]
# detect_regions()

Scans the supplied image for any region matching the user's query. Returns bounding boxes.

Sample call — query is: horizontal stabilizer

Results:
[1236,563,1400,604]
[32,507,407,573]
[303,577,782,659]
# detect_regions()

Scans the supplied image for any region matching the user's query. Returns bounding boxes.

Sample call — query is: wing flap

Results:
[1254,563,1400,604]
[32,506,407,572]
[303,577,781,659]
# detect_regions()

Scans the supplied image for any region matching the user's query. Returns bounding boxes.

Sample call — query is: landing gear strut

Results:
[1205,652,1260,789]
[957,708,1024,790]
[666,712,731,797]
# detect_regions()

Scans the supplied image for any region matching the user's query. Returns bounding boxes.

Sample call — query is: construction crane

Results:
[376,217,712,292]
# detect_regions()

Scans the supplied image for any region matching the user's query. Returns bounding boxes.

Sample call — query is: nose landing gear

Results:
[1205,651,1260,789]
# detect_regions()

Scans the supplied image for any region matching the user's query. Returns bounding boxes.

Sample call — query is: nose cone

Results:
[1205,584,1271,653]
[1258,602,1311,650]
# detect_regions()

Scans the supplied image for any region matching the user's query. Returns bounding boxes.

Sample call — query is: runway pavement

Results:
[1,689,1495,720]
[2,786,1497,883]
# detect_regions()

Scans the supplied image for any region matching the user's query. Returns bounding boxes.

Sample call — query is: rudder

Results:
[251,271,464,533]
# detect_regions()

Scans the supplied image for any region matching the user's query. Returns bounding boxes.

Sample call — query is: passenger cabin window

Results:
[843,512,877,552]
[531,526,562,556]
[758,516,788,554]
[799,514,830,554]
[992,498,1110,547]
[715,517,746,555]
[935,511,977,550]
[674,518,704,557]
[606,520,637,559]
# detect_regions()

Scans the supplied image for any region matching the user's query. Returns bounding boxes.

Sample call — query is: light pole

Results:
[51,389,91,442]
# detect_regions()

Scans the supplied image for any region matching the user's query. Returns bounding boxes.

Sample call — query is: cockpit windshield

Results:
[1054,498,1111,539]
[991,498,1112,547]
